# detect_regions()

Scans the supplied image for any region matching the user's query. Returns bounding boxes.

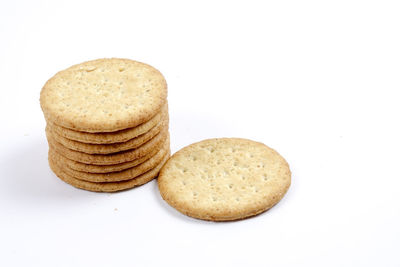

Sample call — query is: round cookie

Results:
[158,138,291,221]
[48,103,168,144]
[49,151,170,192]
[49,140,169,182]
[53,137,170,173]
[47,116,169,154]
[40,58,167,132]
[47,129,169,165]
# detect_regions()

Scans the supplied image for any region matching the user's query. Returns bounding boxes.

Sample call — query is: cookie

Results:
[47,129,169,165]
[49,151,170,192]
[40,58,167,132]
[48,103,168,144]
[54,137,170,173]
[47,116,169,154]
[49,139,169,182]
[158,138,291,221]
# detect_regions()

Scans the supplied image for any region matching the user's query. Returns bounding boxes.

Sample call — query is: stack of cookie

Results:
[40,58,170,192]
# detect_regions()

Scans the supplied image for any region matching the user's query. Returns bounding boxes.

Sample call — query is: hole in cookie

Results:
[212,197,217,201]
[241,175,246,180]
[207,147,215,153]
[119,67,125,72]
[228,184,233,189]
[182,181,186,185]
[193,192,198,197]
[234,161,238,167]
[263,174,268,181]
[236,197,240,202]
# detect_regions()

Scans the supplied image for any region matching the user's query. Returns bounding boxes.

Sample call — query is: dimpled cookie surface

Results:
[40,58,167,132]
[158,138,291,221]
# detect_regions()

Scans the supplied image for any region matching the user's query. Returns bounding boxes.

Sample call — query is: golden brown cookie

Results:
[47,103,168,144]
[40,58,167,132]
[47,129,169,165]
[47,116,169,154]
[158,138,291,221]
[49,151,170,192]
[49,140,169,182]
[52,137,170,173]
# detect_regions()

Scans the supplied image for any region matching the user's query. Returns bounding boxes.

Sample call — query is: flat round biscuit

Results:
[49,139,169,182]
[158,138,291,221]
[53,137,170,173]
[47,116,168,154]
[40,58,167,132]
[49,151,170,192]
[48,103,168,144]
[47,129,169,165]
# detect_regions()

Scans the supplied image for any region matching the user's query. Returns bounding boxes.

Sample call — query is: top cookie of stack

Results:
[41,58,167,132]
[40,58,170,192]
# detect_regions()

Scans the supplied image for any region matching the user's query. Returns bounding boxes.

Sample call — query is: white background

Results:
[0,0,399,266]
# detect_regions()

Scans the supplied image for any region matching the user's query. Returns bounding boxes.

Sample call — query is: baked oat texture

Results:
[40,58,167,132]
[47,103,168,144]
[49,139,169,182]
[52,137,170,173]
[46,129,169,165]
[49,151,170,192]
[158,138,291,221]
[47,115,169,154]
